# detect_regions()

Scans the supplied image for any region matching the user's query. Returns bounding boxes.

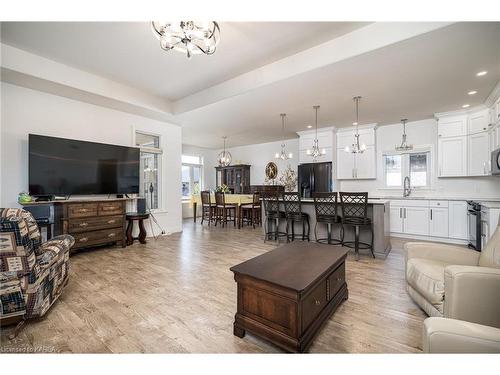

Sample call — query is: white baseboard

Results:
[390,232,468,245]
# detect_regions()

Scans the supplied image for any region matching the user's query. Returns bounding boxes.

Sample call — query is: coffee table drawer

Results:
[327,263,345,300]
[68,203,98,218]
[98,201,123,216]
[73,228,122,247]
[301,280,327,331]
[68,215,123,233]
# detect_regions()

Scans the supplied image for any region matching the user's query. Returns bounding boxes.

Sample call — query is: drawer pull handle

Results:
[314,300,321,306]
[79,223,89,227]
[107,220,116,224]
[337,277,342,282]
[108,233,116,238]
[79,237,88,242]
[79,209,88,213]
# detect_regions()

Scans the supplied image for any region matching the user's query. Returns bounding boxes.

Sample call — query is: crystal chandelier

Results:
[395,118,413,151]
[306,105,326,160]
[344,96,367,154]
[217,136,232,167]
[275,113,293,160]
[151,21,220,59]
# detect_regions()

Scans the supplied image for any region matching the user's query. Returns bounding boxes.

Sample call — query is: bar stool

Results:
[263,192,287,242]
[283,192,310,242]
[312,192,343,245]
[339,192,374,260]
[214,192,237,227]
[240,192,261,228]
[200,190,216,225]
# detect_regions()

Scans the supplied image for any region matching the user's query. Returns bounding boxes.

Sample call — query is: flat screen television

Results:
[29,134,140,196]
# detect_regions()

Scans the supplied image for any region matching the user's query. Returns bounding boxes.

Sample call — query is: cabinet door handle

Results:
[404,208,407,219]
[399,208,402,218]
[314,300,321,306]
[79,237,88,242]
[430,209,433,220]
[79,222,88,227]
[108,233,116,238]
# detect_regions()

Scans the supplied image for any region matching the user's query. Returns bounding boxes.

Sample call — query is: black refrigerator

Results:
[298,162,333,198]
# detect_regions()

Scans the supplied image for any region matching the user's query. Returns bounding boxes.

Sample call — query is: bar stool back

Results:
[282,192,310,242]
[339,192,374,260]
[215,192,237,227]
[240,192,262,228]
[263,192,286,241]
[200,190,215,225]
[312,192,343,245]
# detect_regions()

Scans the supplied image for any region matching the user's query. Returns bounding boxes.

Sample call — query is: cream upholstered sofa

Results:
[404,217,500,329]
[423,317,500,353]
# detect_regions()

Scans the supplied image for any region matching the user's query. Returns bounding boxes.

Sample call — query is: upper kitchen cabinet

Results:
[437,115,467,138]
[468,132,490,176]
[336,125,377,180]
[297,127,334,164]
[468,109,489,134]
[438,136,467,176]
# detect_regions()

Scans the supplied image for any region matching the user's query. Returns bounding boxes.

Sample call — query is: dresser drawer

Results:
[73,227,122,248]
[98,201,124,216]
[68,215,123,233]
[68,203,98,218]
[301,280,327,331]
[327,263,345,300]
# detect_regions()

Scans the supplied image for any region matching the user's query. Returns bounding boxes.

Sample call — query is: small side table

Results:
[125,212,150,245]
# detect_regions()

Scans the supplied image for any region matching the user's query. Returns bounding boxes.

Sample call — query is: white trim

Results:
[390,232,468,246]
[434,104,488,118]
[485,79,500,107]
[335,123,378,133]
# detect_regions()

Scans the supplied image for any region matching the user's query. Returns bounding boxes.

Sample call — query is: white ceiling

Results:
[0,21,368,100]
[1,21,499,149]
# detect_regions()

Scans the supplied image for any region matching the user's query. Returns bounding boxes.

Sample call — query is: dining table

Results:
[189,193,255,227]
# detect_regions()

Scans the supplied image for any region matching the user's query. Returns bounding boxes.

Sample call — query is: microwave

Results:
[492,148,500,176]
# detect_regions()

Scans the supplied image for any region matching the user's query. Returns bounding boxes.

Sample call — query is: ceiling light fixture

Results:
[344,96,367,154]
[395,118,413,151]
[468,90,477,95]
[307,125,312,129]
[151,21,220,59]
[462,104,470,108]
[476,71,488,77]
[306,105,326,160]
[217,136,232,167]
[275,113,293,160]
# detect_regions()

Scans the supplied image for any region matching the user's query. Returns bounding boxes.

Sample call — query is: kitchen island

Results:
[262,198,391,259]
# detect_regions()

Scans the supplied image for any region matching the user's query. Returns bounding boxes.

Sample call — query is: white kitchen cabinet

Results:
[438,136,467,177]
[468,109,489,134]
[404,207,430,236]
[448,201,468,240]
[390,206,404,233]
[490,123,500,152]
[336,149,355,179]
[297,127,334,163]
[438,115,467,137]
[429,207,449,238]
[298,147,333,164]
[354,145,376,179]
[468,132,490,176]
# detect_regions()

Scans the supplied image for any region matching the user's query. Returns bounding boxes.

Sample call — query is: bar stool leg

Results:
[275,218,280,241]
[370,223,375,258]
[307,217,310,242]
[327,223,332,244]
[302,221,305,241]
[354,225,360,261]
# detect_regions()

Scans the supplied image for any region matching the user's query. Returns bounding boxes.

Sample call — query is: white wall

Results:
[0,83,182,234]
[340,118,500,199]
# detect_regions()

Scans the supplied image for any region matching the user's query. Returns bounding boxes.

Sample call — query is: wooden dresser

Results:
[23,198,128,251]
[230,242,348,353]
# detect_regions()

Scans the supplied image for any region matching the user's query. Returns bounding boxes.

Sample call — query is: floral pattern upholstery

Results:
[0,208,74,322]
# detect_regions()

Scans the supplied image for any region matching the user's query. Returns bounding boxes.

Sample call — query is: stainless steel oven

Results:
[467,201,482,251]
[492,147,500,176]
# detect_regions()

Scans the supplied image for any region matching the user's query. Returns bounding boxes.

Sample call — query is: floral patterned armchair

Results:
[0,208,74,333]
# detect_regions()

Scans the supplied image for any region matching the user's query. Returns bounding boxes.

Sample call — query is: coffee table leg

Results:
[233,324,245,338]
[138,219,147,244]
[126,219,133,245]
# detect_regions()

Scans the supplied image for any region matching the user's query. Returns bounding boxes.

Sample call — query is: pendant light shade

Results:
[217,136,232,167]
[395,118,413,151]
[344,96,367,154]
[275,113,293,160]
[306,105,326,160]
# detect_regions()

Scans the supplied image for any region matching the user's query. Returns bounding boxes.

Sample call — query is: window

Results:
[136,132,162,210]
[182,154,203,199]
[384,151,430,189]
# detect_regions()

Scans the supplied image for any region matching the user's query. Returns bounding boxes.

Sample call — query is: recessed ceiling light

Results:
[476,71,488,77]
[462,104,470,108]
[468,90,477,95]
[307,125,312,129]
[352,122,358,126]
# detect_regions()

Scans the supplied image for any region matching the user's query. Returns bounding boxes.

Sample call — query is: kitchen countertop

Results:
[300,198,389,205]
[370,195,500,202]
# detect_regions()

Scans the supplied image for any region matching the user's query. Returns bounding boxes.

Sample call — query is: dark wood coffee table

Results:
[230,242,348,353]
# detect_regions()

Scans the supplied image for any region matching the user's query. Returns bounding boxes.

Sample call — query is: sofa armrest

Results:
[423,317,500,353]
[37,235,74,268]
[404,242,479,265]
[444,265,500,328]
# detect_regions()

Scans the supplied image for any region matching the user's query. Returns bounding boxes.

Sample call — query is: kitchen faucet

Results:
[403,176,411,197]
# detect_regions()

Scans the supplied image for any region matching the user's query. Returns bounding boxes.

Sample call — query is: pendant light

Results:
[217,136,232,166]
[306,105,326,160]
[395,118,413,151]
[275,113,293,160]
[344,96,367,154]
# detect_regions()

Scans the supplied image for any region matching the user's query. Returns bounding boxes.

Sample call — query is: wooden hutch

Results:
[215,165,251,194]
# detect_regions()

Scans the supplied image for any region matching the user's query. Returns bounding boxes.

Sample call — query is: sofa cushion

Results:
[407,258,447,311]
[479,223,500,268]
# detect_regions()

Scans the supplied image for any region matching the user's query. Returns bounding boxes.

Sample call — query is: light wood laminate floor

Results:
[0,220,427,353]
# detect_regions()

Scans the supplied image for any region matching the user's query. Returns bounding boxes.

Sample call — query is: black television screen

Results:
[29,134,140,196]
